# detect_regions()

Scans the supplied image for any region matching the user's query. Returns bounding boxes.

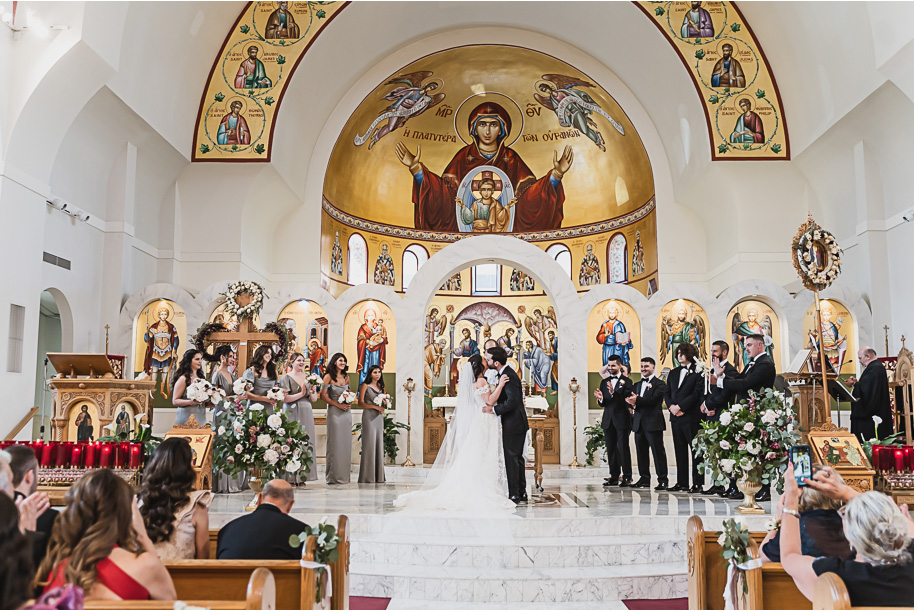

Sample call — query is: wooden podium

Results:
[47,353,154,442]
[164,416,214,490]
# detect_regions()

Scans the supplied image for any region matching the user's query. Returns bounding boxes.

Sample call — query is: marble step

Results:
[349,560,688,603]
[351,533,686,568]
[387,599,630,610]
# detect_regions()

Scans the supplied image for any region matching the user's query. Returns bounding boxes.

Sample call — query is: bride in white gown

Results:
[393,354,517,516]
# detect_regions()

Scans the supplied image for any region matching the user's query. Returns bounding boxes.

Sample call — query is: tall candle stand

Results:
[568,378,583,468]
[402,377,416,467]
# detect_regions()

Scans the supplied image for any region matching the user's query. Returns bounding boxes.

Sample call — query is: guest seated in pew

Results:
[0,449,50,545]
[8,445,59,567]
[36,469,176,601]
[780,463,914,606]
[138,438,212,560]
[217,479,308,560]
[759,464,852,563]
[0,493,35,609]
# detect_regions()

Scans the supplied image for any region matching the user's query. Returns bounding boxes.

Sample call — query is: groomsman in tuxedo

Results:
[710,333,776,501]
[595,355,635,487]
[625,357,669,490]
[701,340,737,495]
[664,343,704,493]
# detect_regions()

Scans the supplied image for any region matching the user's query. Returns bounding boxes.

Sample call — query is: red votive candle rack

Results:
[114,442,129,468]
[70,444,83,469]
[99,444,113,468]
[84,442,97,468]
[128,443,142,469]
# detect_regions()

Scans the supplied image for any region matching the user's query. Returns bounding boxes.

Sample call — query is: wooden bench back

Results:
[813,572,908,610]
[86,566,276,610]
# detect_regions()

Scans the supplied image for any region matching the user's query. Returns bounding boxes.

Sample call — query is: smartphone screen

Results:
[790,445,813,487]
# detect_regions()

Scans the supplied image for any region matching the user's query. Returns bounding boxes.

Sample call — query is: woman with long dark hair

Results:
[172,349,207,426]
[280,352,320,484]
[211,345,245,493]
[242,345,279,414]
[37,469,176,600]
[0,494,34,608]
[137,438,212,560]
[358,365,386,484]
[320,353,352,485]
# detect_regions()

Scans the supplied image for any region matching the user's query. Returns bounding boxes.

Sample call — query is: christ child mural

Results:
[265,1,300,40]
[356,309,387,386]
[75,405,93,442]
[680,1,714,38]
[144,305,179,398]
[596,302,633,366]
[308,339,326,377]
[234,45,272,90]
[395,101,573,232]
[217,101,251,146]
[730,97,764,144]
[457,176,514,233]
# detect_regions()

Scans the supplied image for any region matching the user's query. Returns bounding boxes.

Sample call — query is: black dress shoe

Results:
[755,488,772,502]
[720,485,737,498]
[704,485,725,495]
[603,478,620,487]
[516,494,529,503]
[632,478,651,489]
[688,485,704,494]
[510,496,521,503]
[654,480,669,491]
[668,483,687,492]
[619,478,634,487]
[727,488,743,500]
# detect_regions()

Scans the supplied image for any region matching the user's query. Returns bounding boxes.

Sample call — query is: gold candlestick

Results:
[568,378,582,468]
[402,377,416,467]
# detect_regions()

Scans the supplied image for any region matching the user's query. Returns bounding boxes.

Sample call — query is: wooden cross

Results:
[204,318,281,374]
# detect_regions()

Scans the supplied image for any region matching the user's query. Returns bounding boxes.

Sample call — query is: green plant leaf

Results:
[718,143,729,154]
[317,9,326,18]
[655,7,664,16]
[214,92,225,102]
[240,25,250,34]
[731,23,741,32]
[708,95,719,104]
[265,96,275,105]
[254,143,265,155]
[289,534,302,547]
[695,49,705,60]
[756,89,766,99]
[771,143,782,154]
[277,55,286,65]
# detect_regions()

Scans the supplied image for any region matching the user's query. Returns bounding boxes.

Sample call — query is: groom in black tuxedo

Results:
[595,354,635,487]
[484,345,528,503]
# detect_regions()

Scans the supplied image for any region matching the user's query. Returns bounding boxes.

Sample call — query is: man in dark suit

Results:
[701,340,738,495]
[845,346,893,442]
[8,445,57,567]
[218,479,309,559]
[664,343,704,493]
[625,357,669,490]
[484,345,529,503]
[710,333,777,501]
[595,354,635,487]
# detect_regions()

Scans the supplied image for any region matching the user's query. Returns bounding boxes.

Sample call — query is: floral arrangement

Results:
[584,423,606,466]
[352,414,411,463]
[186,379,226,405]
[694,388,800,491]
[213,398,313,479]
[791,215,842,291]
[338,390,359,405]
[289,517,340,603]
[221,281,266,320]
[267,384,285,403]
[372,393,392,410]
[261,321,293,371]
[717,518,760,599]
[306,373,323,387]
[861,415,904,463]
[191,322,227,363]
[233,378,253,395]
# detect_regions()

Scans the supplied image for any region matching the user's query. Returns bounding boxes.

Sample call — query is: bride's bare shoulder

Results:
[474,377,488,388]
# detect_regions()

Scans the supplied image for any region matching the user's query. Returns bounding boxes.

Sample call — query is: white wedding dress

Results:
[393,361,516,516]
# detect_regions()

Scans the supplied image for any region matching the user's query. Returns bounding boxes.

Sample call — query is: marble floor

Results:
[210,466,775,606]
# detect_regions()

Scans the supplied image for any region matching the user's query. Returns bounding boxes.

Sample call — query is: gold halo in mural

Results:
[453,91,524,147]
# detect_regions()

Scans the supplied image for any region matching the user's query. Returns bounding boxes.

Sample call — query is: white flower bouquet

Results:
[338,390,359,405]
[233,378,253,395]
[372,393,392,409]
[305,373,323,387]
[694,388,800,491]
[186,379,226,405]
[267,385,285,403]
[213,397,313,478]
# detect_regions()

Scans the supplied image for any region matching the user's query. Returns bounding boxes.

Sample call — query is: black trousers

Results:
[503,431,527,497]
[603,423,633,480]
[671,419,703,487]
[634,428,668,481]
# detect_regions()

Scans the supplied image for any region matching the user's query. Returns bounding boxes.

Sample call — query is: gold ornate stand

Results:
[402,378,416,467]
[568,378,582,468]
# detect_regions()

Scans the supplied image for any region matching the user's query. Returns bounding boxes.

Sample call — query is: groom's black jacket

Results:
[493,365,528,435]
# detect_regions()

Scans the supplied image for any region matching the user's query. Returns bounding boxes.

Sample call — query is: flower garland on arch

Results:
[221,281,266,320]
[791,214,842,292]
[262,321,293,371]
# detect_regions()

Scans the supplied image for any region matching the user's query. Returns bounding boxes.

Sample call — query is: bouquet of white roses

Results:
[372,393,392,409]
[694,388,800,491]
[338,390,359,405]
[233,378,253,395]
[306,373,323,387]
[186,379,226,405]
[213,397,313,479]
[267,385,285,403]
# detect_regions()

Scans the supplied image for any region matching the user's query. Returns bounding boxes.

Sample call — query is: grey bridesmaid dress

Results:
[242,368,279,414]
[358,385,386,484]
[324,381,352,485]
[212,369,247,493]
[279,373,318,483]
[174,376,207,426]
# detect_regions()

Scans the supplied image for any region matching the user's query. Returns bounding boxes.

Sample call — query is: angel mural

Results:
[731,307,775,369]
[659,301,707,367]
[523,306,557,349]
[534,74,625,152]
[354,71,446,150]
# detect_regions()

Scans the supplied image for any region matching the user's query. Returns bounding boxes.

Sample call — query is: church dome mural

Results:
[321,44,657,297]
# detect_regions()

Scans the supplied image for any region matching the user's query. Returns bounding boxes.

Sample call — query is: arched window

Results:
[347,234,368,285]
[608,233,627,283]
[471,264,501,296]
[546,243,572,278]
[401,244,429,290]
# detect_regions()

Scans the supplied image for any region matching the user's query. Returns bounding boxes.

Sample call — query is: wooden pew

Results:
[743,539,811,610]
[812,572,908,610]
[167,536,318,610]
[687,516,768,610]
[86,566,275,610]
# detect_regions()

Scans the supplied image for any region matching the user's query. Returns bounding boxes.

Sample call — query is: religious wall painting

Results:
[277,300,329,376]
[440,272,462,292]
[133,299,187,407]
[344,301,396,388]
[727,299,781,371]
[372,243,396,286]
[803,300,856,376]
[330,231,344,276]
[509,268,536,292]
[194,2,347,161]
[632,230,646,277]
[322,45,658,298]
[113,401,136,437]
[636,1,789,160]
[209,301,261,333]
[657,299,709,371]
[579,242,601,286]
[608,233,627,284]
[586,299,641,407]
[67,401,99,442]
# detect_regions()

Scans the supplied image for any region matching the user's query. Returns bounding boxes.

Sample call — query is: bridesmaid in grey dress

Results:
[279,352,320,484]
[242,345,280,414]
[320,353,353,485]
[172,350,208,426]
[358,365,387,484]
[211,345,246,493]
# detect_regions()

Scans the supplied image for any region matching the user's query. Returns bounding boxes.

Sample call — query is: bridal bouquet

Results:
[372,393,392,409]
[233,378,253,395]
[213,397,313,479]
[338,390,359,405]
[694,388,799,490]
[267,385,285,403]
[186,379,226,405]
[306,373,323,387]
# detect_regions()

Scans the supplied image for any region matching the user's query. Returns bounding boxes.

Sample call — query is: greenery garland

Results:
[262,321,292,369]
[193,322,228,363]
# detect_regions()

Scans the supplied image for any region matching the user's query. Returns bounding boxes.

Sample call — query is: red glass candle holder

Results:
[99,444,113,468]
[128,443,142,469]
[70,445,83,469]
[55,443,68,468]
[84,442,97,468]
[904,446,914,472]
